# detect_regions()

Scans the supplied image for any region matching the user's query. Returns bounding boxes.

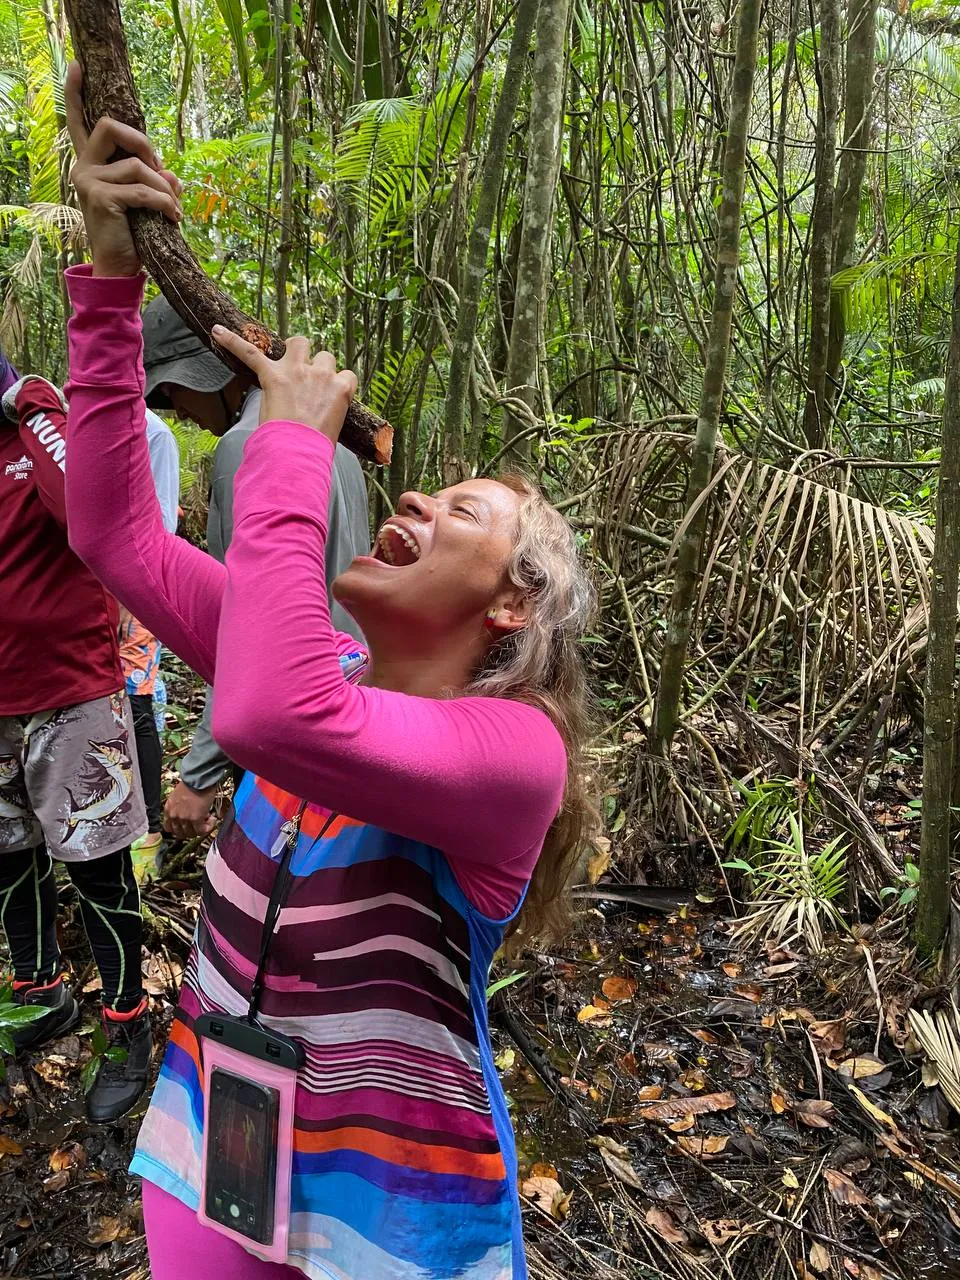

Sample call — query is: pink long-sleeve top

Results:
[63,266,566,918]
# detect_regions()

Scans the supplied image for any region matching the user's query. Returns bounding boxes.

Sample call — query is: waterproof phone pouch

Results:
[195,1012,304,1262]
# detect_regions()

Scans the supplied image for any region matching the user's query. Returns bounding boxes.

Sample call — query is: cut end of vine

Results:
[372,425,394,467]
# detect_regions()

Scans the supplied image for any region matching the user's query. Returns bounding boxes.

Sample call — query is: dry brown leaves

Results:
[639,1091,736,1123]
[701,1218,741,1246]
[0,1134,23,1157]
[520,1174,572,1219]
[836,1055,889,1083]
[601,975,637,1002]
[49,1142,86,1172]
[676,1134,728,1158]
[591,1135,644,1190]
[823,1168,870,1206]
[808,1242,832,1273]
[645,1206,687,1245]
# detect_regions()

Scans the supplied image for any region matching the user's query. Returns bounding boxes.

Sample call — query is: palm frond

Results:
[908,1004,960,1116]
[594,429,933,702]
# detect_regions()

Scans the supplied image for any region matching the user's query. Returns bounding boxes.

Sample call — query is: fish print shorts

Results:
[0,691,147,862]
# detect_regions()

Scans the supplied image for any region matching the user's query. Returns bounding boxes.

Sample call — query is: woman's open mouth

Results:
[373,522,422,566]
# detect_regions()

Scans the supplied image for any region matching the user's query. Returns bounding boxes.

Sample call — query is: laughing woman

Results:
[63,66,592,1280]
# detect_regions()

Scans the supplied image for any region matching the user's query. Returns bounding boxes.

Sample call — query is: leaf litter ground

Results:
[1,749,959,1276]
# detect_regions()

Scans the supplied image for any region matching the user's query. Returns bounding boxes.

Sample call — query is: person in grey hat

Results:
[141,296,371,840]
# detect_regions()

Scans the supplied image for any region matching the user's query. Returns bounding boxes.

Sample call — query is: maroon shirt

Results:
[0,378,121,716]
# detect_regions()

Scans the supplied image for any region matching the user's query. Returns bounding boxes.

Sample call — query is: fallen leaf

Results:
[764,961,800,978]
[586,837,611,884]
[669,1113,696,1132]
[601,975,638,1002]
[771,1092,788,1114]
[590,1134,644,1190]
[680,1068,709,1092]
[702,1218,741,1246]
[724,1047,756,1078]
[824,1168,870,1206]
[808,1242,831,1273]
[520,1175,571,1219]
[621,1052,639,1076]
[837,1055,888,1082]
[529,1162,557,1180]
[646,1205,688,1245]
[677,1134,728,1158]
[43,1170,70,1193]
[87,1216,123,1246]
[690,1028,719,1045]
[31,1059,71,1090]
[794,1099,835,1129]
[848,1085,899,1133]
[49,1142,86,1172]
[638,1084,664,1101]
[494,1047,515,1071]
[560,1075,589,1095]
[643,1042,676,1064]
[721,962,742,978]
[639,1091,736,1122]
[782,1167,800,1188]
[0,1135,23,1157]
[577,1004,611,1027]
[903,1171,923,1189]
[808,1019,846,1054]
[761,1013,777,1028]
[733,983,763,1003]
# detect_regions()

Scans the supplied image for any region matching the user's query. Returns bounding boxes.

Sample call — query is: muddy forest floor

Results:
[2,682,960,1278]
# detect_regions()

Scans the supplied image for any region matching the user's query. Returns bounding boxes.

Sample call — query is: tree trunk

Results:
[443,0,540,481]
[915,235,960,958]
[801,0,841,449]
[650,0,763,751]
[274,0,296,339]
[501,0,570,457]
[825,0,878,399]
[63,0,392,466]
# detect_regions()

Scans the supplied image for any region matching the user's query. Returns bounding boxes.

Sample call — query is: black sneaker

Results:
[10,979,80,1053]
[86,1001,152,1124]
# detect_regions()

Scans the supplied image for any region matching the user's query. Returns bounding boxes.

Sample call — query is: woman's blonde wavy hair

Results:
[465,472,596,945]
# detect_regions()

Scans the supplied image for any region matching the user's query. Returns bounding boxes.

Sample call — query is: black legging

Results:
[0,844,144,1012]
[130,693,163,834]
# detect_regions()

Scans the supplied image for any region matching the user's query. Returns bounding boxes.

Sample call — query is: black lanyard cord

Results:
[246,803,338,1021]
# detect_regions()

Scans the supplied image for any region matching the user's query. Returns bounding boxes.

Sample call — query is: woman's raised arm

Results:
[63,63,224,683]
[65,266,224,685]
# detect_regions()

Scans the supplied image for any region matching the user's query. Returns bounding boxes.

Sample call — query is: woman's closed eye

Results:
[452,504,479,522]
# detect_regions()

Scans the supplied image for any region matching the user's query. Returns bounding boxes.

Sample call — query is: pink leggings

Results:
[142,1180,303,1278]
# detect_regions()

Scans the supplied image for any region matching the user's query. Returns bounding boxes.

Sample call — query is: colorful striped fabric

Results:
[130,656,525,1279]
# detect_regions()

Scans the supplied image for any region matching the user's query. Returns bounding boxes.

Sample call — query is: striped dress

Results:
[131,661,524,1280]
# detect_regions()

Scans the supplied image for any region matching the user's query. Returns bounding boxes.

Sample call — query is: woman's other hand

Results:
[65,61,183,278]
[212,327,358,443]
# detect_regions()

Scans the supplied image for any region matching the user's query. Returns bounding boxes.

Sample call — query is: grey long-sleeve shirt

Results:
[180,389,370,792]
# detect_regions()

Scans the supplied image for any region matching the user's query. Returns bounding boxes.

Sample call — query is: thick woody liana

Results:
[62,0,393,467]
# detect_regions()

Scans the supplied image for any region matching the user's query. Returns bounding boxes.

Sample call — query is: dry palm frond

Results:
[0,203,85,248]
[908,1003,960,1115]
[592,428,932,702]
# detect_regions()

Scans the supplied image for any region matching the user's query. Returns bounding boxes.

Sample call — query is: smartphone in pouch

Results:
[204,1067,280,1244]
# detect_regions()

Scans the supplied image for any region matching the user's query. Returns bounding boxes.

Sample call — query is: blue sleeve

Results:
[145,410,180,533]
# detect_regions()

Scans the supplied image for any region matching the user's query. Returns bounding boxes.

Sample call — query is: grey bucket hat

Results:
[142,295,234,410]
